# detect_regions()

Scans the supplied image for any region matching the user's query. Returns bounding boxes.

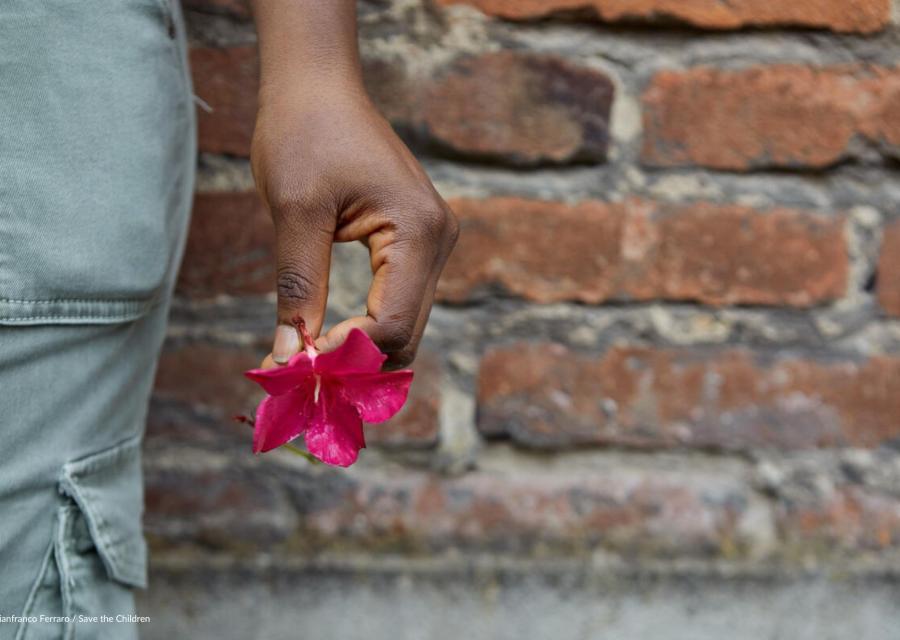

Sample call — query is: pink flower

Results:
[243,322,413,467]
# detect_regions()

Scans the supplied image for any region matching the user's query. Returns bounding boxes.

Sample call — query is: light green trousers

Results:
[0,1,195,638]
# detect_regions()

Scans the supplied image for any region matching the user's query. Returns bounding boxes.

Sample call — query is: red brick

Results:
[189,44,422,159]
[437,0,890,33]
[145,398,249,452]
[149,341,265,457]
[365,350,442,449]
[437,197,847,307]
[145,469,297,550]
[144,463,760,557]
[423,51,614,164]
[478,344,900,450]
[778,488,900,552]
[292,467,758,556]
[154,342,267,419]
[190,47,258,156]
[190,47,406,157]
[877,219,900,317]
[177,191,275,298]
[188,47,614,166]
[642,65,900,170]
[155,463,757,557]
[362,57,420,124]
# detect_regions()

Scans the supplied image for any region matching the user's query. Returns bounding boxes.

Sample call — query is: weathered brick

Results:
[365,350,442,449]
[145,469,299,551]
[437,197,847,307]
[154,342,266,419]
[777,488,900,552]
[478,344,900,450]
[190,46,258,156]
[877,219,900,317]
[761,454,900,553]
[642,65,900,170]
[362,57,420,125]
[145,397,249,453]
[147,463,762,557]
[294,466,761,556]
[437,0,890,33]
[189,47,613,166]
[422,51,614,165]
[177,191,275,298]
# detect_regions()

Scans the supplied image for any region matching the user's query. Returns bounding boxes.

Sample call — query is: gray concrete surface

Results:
[138,568,900,640]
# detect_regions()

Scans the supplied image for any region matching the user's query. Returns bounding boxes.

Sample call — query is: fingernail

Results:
[272,325,299,364]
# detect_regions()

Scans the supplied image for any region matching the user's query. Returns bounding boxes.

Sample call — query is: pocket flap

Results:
[57,434,148,588]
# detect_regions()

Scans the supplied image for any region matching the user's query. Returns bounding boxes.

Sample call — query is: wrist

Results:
[258,75,372,116]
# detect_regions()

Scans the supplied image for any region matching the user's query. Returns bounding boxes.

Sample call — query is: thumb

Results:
[271,217,333,364]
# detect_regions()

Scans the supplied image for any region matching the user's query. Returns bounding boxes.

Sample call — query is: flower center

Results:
[292,315,318,363]
[291,315,322,404]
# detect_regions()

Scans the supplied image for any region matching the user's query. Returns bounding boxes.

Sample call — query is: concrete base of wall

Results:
[137,566,900,640]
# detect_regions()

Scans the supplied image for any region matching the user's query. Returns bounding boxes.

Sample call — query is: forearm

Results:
[251,0,365,103]
[249,0,458,370]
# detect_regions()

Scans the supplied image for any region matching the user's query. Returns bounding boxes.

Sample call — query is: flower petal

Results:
[253,379,316,453]
[304,381,366,467]
[244,352,314,396]
[339,370,414,423]
[314,328,386,376]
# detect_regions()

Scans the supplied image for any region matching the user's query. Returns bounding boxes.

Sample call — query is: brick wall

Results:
[140,1,900,636]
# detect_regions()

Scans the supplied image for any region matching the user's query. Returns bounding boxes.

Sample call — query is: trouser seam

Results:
[13,536,54,640]
[55,506,75,640]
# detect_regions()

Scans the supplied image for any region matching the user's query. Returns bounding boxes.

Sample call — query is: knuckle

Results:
[445,210,460,248]
[276,268,318,306]
[416,204,458,247]
[418,206,447,234]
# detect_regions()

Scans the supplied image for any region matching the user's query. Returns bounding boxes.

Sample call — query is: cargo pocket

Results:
[16,436,147,640]
[56,434,148,590]
[56,435,147,638]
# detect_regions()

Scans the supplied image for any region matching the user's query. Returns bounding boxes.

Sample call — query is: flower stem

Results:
[282,443,320,463]
[234,415,319,464]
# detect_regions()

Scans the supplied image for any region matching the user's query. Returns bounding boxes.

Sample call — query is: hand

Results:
[251,84,458,370]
